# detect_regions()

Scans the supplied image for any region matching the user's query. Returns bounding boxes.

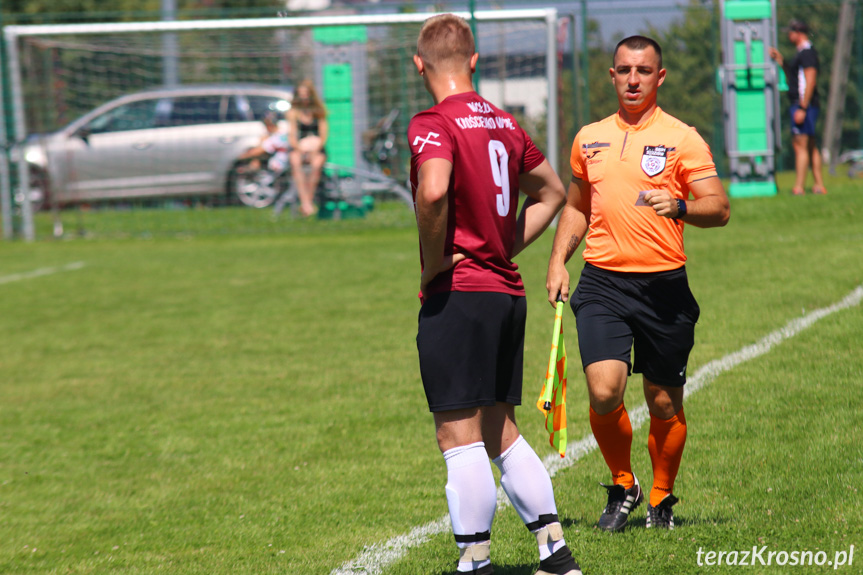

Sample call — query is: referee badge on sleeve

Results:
[641,145,667,177]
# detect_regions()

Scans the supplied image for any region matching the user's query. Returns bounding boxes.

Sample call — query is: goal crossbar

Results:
[3,9,556,37]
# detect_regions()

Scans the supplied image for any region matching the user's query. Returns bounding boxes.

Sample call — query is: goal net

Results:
[3,9,558,239]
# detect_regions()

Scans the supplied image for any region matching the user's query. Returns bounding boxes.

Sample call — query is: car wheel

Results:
[232,167,282,209]
[14,167,49,212]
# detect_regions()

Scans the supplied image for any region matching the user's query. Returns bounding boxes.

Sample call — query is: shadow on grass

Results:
[625,514,730,529]
[561,516,589,530]
[554,513,730,536]
[432,565,537,575]
[429,524,591,575]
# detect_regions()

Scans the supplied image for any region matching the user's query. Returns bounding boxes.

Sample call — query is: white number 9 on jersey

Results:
[488,140,510,216]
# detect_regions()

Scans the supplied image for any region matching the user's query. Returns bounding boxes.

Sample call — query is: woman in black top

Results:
[288,79,329,216]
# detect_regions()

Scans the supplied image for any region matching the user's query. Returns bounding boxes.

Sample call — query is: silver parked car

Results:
[18,84,292,209]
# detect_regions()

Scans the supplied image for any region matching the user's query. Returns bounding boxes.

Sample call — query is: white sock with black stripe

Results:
[443,442,496,572]
[493,435,566,560]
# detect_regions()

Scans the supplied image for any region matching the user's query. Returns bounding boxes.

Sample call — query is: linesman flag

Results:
[536,299,568,458]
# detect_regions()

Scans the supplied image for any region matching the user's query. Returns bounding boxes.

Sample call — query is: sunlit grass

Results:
[1,172,860,574]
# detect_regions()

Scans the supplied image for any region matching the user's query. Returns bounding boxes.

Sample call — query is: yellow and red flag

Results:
[537,300,568,458]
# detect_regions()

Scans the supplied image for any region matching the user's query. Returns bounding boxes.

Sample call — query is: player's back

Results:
[408,92,544,296]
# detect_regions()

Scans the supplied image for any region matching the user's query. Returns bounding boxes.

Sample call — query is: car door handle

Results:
[132,142,153,150]
[219,136,239,144]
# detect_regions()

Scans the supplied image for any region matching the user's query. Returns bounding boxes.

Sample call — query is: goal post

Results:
[3,8,558,240]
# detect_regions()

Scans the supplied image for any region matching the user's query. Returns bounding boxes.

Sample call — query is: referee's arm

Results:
[546,176,591,306]
[679,175,730,228]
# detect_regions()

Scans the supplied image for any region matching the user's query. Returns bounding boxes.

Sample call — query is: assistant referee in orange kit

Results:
[546,35,730,533]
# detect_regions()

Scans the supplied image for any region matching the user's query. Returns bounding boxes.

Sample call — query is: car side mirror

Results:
[74,126,92,145]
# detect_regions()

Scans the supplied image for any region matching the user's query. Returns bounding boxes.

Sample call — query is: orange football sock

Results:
[589,403,634,489]
[647,408,687,507]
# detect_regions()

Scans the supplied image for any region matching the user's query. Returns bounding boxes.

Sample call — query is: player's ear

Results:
[413,54,424,76]
[609,67,615,83]
[469,52,479,73]
[657,67,667,87]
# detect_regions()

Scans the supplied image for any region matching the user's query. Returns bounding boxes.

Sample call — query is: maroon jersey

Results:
[409,92,545,298]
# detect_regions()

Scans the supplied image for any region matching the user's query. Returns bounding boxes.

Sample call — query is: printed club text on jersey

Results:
[455,115,515,131]
[453,100,516,131]
[466,101,494,114]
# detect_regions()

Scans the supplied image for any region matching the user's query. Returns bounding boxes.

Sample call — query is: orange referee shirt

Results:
[571,107,718,273]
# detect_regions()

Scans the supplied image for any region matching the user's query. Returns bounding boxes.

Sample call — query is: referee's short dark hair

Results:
[613,35,663,70]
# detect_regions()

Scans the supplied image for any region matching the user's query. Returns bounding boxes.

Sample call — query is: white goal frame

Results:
[2,9,558,241]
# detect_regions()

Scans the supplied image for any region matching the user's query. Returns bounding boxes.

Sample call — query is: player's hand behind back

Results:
[420,253,467,296]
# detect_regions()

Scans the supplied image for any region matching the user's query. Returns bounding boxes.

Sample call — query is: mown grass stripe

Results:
[331,283,863,575]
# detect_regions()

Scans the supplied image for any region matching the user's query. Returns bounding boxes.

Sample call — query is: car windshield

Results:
[85,99,163,134]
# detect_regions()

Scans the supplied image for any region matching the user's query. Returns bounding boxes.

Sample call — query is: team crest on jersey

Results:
[641,145,667,177]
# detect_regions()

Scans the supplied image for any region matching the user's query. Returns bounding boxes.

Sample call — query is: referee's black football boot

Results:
[646,494,679,530]
[597,476,643,532]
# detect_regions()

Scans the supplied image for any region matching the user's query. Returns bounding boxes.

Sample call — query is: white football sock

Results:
[493,435,566,560]
[443,441,496,572]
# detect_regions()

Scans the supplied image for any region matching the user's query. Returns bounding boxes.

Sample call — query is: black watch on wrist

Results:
[675,199,687,219]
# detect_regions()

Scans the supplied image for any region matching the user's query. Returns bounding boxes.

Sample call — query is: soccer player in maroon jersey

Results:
[407,14,581,575]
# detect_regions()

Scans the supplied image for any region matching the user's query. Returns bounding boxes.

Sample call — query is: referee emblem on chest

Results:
[641,145,667,177]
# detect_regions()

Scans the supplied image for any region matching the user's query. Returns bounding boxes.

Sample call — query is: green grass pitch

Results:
[1,172,861,574]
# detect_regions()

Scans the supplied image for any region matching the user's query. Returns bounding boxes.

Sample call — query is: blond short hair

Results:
[416,14,475,74]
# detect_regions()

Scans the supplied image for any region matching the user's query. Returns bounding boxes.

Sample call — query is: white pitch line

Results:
[0,262,86,285]
[331,284,863,575]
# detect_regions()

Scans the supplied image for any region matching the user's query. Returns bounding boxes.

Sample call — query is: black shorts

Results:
[417,291,526,412]
[571,263,700,387]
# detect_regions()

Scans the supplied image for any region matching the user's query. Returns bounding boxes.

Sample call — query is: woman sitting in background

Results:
[288,79,328,217]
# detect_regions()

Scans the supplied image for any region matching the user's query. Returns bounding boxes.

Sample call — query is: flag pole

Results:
[541,299,565,411]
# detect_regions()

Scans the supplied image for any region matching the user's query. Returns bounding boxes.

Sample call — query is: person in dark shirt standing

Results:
[769,18,827,195]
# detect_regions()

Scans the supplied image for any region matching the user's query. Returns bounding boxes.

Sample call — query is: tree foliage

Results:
[0,1,283,22]
[578,2,721,154]
[574,0,860,171]
[651,1,721,148]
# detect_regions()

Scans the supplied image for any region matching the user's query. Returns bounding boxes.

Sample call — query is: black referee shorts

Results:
[571,263,700,387]
[417,291,526,412]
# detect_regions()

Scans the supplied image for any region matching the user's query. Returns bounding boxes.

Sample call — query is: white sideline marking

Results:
[331,284,863,575]
[0,262,86,285]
